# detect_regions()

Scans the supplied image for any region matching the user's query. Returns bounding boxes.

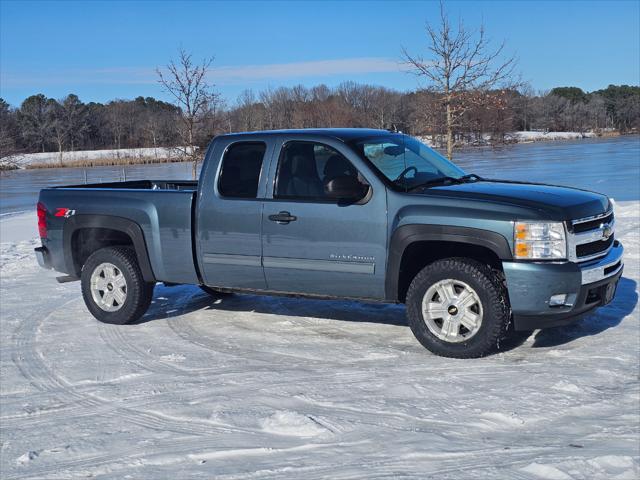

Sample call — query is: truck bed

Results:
[39,181,199,285]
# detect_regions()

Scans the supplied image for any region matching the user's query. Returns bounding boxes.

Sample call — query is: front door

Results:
[261,138,387,299]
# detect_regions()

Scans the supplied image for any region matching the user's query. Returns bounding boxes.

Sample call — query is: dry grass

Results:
[24,156,196,169]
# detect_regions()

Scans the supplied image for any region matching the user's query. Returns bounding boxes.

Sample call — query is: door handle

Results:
[268,211,297,224]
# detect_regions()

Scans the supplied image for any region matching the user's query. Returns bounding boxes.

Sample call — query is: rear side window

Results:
[218,142,266,198]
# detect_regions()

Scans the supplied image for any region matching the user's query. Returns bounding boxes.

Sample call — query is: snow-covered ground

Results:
[0,204,638,479]
[4,147,192,169]
[417,131,600,148]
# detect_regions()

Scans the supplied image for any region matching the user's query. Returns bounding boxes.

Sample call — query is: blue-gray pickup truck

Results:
[35,129,624,357]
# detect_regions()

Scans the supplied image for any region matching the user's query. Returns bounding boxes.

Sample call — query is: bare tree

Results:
[234,89,262,131]
[514,83,535,132]
[47,99,66,165]
[403,1,517,159]
[157,48,216,178]
[105,100,128,150]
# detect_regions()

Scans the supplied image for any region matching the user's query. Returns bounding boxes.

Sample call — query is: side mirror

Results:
[325,176,367,201]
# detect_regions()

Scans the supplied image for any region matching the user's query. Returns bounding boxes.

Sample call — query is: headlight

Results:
[514,222,566,259]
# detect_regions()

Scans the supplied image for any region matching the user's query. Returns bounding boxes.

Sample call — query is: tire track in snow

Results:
[184,444,561,480]
[93,285,224,376]
[162,302,543,441]
[4,297,347,431]
[95,295,226,377]
[4,438,362,480]
[102,287,376,379]
[6,292,343,448]
[165,297,413,366]
[167,313,373,367]
[8,298,257,437]
[165,294,529,379]
[5,292,529,441]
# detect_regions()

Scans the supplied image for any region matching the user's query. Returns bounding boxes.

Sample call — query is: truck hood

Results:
[423,180,610,220]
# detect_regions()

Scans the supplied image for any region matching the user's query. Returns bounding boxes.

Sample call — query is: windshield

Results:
[350,134,466,190]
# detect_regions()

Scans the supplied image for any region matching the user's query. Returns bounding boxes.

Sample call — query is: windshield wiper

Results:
[406,173,483,192]
[407,176,459,191]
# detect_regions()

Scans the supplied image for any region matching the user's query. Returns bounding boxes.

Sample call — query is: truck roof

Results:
[217,128,396,142]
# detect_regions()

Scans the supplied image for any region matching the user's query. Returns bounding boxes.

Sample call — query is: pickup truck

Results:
[35,129,624,358]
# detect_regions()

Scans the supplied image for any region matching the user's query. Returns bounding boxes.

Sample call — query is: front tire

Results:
[81,246,154,325]
[406,258,510,358]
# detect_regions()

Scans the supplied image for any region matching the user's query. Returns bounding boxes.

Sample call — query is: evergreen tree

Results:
[550,87,587,104]
[61,94,89,151]
[18,94,51,152]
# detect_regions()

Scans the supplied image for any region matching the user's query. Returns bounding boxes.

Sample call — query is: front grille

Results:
[568,209,615,262]
[573,212,613,233]
[576,234,614,258]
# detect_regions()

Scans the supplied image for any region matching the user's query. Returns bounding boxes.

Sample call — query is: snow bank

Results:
[417,131,599,149]
[506,131,597,142]
[1,202,638,479]
[5,146,194,168]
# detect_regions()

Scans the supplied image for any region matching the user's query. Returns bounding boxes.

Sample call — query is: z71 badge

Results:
[54,208,76,218]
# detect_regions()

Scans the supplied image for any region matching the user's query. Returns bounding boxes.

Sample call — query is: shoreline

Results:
[1,157,189,172]
[1,146,193,171]
[24,156,181,170]
[421,130,630,151]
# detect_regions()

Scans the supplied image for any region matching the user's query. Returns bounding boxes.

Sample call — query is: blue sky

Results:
[1,0,638,107]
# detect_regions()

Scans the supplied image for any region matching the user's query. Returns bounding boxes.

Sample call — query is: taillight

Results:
[37,202,47,239]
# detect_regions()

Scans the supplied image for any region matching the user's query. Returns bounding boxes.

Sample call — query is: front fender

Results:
[385,224,512,301]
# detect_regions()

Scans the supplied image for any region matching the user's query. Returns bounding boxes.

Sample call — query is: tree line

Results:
[0,95,182,160]
[1,83,637,159]
[1,1,638,168]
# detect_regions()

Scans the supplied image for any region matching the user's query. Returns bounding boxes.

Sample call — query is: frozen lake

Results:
[1,135,638,215]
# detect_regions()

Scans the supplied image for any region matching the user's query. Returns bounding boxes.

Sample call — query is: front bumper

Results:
[503,241,624,330]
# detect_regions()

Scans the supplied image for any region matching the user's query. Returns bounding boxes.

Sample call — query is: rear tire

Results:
[406,258,510,358]
[81,246,154,325]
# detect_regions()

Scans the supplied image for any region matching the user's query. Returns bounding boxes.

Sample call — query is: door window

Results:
[274,141,363,200]
[218,142,266,198]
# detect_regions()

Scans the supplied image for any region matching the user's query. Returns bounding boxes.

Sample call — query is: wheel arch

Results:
[63,215,156,282]
[386,224,512,302]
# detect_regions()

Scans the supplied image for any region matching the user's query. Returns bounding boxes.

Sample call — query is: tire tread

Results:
[81,246,154,325]
[406,257,510,358]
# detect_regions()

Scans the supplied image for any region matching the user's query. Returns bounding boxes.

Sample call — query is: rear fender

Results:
[63,215,156,282]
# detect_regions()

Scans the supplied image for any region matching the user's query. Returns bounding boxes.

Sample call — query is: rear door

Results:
[196,135,274,289]
[261,135,387,299]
